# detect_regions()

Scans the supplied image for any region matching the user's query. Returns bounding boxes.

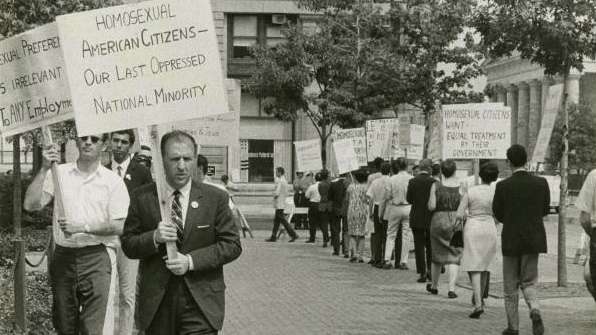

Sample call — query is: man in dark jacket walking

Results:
[493,145,549,335]
[329,173,349,256]
[406,159,435,284]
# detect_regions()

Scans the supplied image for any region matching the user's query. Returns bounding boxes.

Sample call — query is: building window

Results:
[232,15,258,59]
[248,139,274,182]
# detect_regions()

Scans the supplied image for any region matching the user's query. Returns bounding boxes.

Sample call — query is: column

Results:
[517,82,530,148]
[506,85,518,146]
[496,86,507,104]
[488,85,498,102]
[528,79,542,156]
[566,73,581,104]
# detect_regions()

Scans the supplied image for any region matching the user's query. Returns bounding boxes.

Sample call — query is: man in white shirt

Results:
[24,134,129,335]
[383,157,413,270]
[576,169,596,298]
[367,162,391,267]
[266,167,299,242]
[305,172,321,243]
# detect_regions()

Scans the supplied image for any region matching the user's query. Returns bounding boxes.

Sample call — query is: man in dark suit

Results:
[329,173,349,256]
[317,169,332,248]
[406,158,435,284]
[493,145,549,335]
[106,129,153,335]
[121,130,242,335]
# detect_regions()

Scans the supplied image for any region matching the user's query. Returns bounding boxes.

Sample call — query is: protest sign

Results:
[531,84,564,163]
[442,103,511,159]
[366,118,398,161]
[333,138,359,174]
[407,124,425,160]
[0,23,72,138]
[427,109,442,161]
[157,111,239,147]
[57,0,227,136]
[335,127,367,166]
[398,113,411,150]
[294,139,322,172]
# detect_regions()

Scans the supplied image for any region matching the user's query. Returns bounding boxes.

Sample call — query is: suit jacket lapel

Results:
[183,181,204,241]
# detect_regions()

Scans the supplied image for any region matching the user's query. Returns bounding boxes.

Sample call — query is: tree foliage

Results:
[548,104,596,174]
[248,0,483,165]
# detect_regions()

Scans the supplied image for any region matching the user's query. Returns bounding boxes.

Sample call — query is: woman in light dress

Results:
[346,170,370,263]
[456,162,499,318]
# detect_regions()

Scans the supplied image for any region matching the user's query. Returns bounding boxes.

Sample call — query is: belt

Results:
[391,202,410,206]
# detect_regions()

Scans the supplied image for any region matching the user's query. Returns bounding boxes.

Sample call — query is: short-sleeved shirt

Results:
[43,163,130,248]
[367,175,389,205]
[385,171,413,206]
[305,182,321,203]
[576,169,596,227]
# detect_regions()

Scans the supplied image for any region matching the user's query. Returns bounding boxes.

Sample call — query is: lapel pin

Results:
[191,201,199,209]
[125,174,131,181]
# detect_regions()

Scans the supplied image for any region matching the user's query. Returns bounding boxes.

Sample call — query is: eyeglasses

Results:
[79,136,101,143]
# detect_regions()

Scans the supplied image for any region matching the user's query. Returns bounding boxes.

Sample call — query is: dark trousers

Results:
[308,204,319,241]
[270,209,297,239]
[147,277,217,335]
[372,205,387,264]
[412,227,432,277]
[318,210,330,243]
[330,214,342,253]
[394,222,403,265]
[50,244,113,335]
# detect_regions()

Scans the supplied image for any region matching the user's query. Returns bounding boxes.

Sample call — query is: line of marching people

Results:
[268,144,566,335]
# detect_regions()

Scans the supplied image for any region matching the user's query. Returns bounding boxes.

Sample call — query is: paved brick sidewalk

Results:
[222,230,595,335]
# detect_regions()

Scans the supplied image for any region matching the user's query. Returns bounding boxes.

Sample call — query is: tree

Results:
[471,0,596,286]
[548,103,596,175]
[249,0,483,166]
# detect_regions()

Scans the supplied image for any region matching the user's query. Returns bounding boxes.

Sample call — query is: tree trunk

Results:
[558,73,569,287]
[321,125,327,169]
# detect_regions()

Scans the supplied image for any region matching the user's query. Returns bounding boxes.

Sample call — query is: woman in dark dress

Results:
[427,160,463,298]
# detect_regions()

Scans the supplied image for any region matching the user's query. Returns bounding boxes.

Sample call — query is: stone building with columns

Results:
[484,54,596,161]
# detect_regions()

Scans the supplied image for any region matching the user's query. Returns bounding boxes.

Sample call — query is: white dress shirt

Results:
[111,156,131,178]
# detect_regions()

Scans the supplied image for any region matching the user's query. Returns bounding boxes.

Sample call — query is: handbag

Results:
[449,212,464,248]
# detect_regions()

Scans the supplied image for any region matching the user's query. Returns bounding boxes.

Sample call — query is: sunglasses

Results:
[79,136,101,143]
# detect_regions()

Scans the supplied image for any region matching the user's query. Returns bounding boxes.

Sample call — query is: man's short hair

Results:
[506,144,527,168]
[276,166,285,175]
[380,162,391,175]
[479,161,499,184]
[197,154,208,175]
[440,159,457,178]
[320,169,329,180]
[372,157,384,170]
[221,175,229,183]
[353,169,368,183]
[140,144,151,151]
[160,130,197,156]
[315,172,322,182]
[392,158,407,173]
[111,129,135,144]
[418,158,433,173]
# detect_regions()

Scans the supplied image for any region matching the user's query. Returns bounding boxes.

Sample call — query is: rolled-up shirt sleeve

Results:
[576,170,596,214]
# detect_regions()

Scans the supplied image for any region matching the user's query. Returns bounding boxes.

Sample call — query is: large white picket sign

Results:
[0,23,72,138]
[366,118,398,161]
[442,103,511,159]
[57,0,227,136]
[335,127,367,166]
[157,111,239,147]
[294,139,322,172]
[531,84,564,163]
[407,124,425,160]
[333,139,359,174]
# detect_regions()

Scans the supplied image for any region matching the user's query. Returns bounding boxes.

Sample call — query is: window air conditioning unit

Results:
[271,14,287,25]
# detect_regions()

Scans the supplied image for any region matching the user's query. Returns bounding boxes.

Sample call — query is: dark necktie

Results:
[171,190,184,246]
[117,166,122,177]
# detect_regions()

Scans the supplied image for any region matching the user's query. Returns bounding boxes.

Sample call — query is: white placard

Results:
[427,109,442,161]
[157,111,239,147]
[0,23,73,138]
[334,127,367,166]
[294,139,322,172]
[407,124,425,160]
[442,103,511,159]
[333,138,359,174]
[366,118,398,161]
[531,84,564,163]
[57,0,227,136]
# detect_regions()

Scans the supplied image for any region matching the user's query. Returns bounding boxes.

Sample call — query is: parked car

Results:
[542,175,560,213]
